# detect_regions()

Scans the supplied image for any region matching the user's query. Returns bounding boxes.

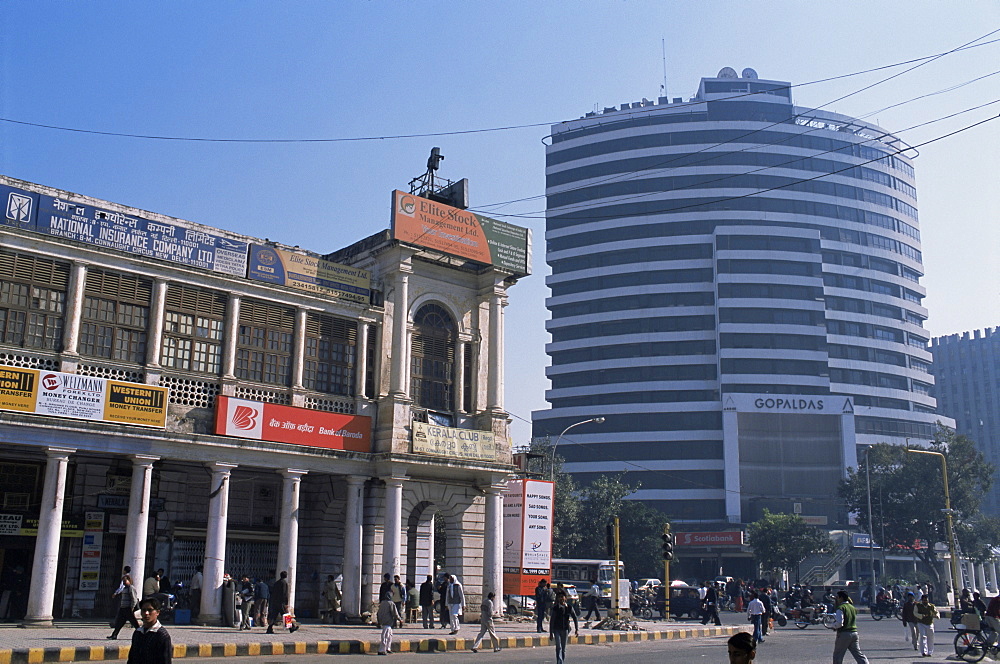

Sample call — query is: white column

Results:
[145,279,168,368]
[454,339,465,413]
[356,320,370,399]
[482,484,504,599]
[122,455,158,590]
[381,476,406,577]
[989,562,999,594]
[200,462,236,625]
[342,476,366,618]
[292,308,307,389]
[389,269,410,396]
[276,469,307,610]
[486,288,505,411]
[23,447,75,627]
[977,563,988,594]
[222,296,240,379]
[61,262,87,356]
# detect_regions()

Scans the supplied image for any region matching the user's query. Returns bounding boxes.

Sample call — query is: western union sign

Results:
[0,365,168,428]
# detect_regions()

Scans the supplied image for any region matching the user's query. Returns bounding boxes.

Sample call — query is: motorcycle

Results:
[869,598,900,620]
[787,604,838,629]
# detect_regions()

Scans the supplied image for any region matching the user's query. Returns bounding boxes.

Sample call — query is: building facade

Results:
[532,69,951,576]
[932,328,1000,515]
[0,175,525,625]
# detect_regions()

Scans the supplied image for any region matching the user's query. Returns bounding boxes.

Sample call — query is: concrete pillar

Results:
[292,308,307,389]
[977,563,988,595]
[276,469,307,610]
[482,484,504,599]
[989,562,999,594]
[381,476,406,577]
[61,262,87,356]
[486,288,504,411]
[122,455,158,591]
[22,447,75,627]
[389,269,410,397]
[200,462,236,625]
[145,279,168,368]
[454,339,465,413]
[356,320,370,399]
[221,296,240,379]
[343,476,366,618]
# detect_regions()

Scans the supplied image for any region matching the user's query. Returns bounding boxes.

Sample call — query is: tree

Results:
[746,509,833,581]
[523,439,665,578]
[838,425,994,586]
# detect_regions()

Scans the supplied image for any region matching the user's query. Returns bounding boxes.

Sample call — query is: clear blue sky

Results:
[3,1,998,444]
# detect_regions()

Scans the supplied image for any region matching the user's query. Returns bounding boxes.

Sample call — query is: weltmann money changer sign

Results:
[503,479,554,596]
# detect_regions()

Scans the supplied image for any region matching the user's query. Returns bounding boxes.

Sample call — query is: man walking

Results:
[253,577,270,631]
[377,592,402,656]
[701,581,722,626]
[534,579,551,633]
[747,591,765,645]
[446,574,465,634]
[913,593,938,657]
[190,566,203,621]
[266,571,290,634]
[901,592,918,650]
[583,578,602,621]
[128,598,172,664]
[831,590,869,664]
[549,591,579,664]
[470,591,502,653]
[419,575,435,629]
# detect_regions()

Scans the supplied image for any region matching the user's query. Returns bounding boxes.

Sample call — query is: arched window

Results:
[411,303,456,412]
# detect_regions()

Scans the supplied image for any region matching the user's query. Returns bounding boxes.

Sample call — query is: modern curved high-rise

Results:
[532,69,952,537]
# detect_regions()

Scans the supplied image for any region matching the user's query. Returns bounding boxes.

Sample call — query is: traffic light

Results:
[661,523,675,561]
[606,524,615,557]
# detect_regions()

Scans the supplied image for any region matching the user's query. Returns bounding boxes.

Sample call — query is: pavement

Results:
[0,617,749,663]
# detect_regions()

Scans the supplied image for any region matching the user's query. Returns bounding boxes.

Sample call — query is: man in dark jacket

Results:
[128,597,172,664]
[549,592,579,664]
[265,571,290,634]
[534,579,552,632]
[701,582,722,626]
[759,586,773,640]
[419,575,436,628]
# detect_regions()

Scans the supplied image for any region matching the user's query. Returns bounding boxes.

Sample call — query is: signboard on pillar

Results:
[502,478,554,596]
[79,511,104,590]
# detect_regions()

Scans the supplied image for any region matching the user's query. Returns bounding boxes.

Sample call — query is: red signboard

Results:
[214,396,371,452]
[676,531,744,547]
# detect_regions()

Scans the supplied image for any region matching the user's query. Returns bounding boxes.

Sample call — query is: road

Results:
[182,614,965,663]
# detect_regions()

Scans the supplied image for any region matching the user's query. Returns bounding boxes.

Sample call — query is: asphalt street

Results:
[180,613,966,663]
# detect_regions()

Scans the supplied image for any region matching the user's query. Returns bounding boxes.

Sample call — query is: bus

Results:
[551,559,625,605]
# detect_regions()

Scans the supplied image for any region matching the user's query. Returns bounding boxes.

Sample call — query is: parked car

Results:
[504,594,535,615]
[637,578,662,588]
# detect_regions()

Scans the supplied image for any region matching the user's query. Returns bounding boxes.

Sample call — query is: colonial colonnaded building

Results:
[0,174,530,625]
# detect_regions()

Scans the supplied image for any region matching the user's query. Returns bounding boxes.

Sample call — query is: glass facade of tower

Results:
[533,72,951,526]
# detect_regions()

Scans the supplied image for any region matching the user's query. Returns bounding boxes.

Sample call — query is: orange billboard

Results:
[390,190,530,276]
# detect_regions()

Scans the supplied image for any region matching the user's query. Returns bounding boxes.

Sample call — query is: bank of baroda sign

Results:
[503,478,554,596]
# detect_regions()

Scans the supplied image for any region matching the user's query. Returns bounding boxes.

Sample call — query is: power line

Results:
[0,37,997,144]
[476,109,1000,223]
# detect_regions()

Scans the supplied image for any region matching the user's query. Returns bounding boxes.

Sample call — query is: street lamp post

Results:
[863,446,877,594]
[550,417,605,482]
[906,448,961,607]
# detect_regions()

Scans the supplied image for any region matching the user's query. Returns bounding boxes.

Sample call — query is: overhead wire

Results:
[0,37,996,144]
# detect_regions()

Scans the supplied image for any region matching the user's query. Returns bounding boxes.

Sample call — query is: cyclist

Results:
[985,592,1000,647]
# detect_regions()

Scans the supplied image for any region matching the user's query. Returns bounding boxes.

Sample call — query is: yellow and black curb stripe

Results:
[0,626,748,662]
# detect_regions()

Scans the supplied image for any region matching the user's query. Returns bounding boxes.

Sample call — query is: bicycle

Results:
[955,626,999,662]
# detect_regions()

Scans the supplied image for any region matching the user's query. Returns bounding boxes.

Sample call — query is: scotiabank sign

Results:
[214,396,371,452]
[676,531,744,547]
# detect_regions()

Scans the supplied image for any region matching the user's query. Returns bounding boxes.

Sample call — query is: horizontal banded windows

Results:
[0,251,69,352]
[80,270,151,363]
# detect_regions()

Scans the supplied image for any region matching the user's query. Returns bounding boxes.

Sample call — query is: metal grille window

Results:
[236,299,294,386]
[410,304,455,412]
[79,271,151,363]
[0,251,69,351]
[303,313,356,395]
[162,285,226,374]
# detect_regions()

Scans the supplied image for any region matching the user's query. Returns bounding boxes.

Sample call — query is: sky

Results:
[2,1,998,445]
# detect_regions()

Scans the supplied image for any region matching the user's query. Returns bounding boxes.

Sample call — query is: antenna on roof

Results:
[661,38,668,100]
[409,147,469,209]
